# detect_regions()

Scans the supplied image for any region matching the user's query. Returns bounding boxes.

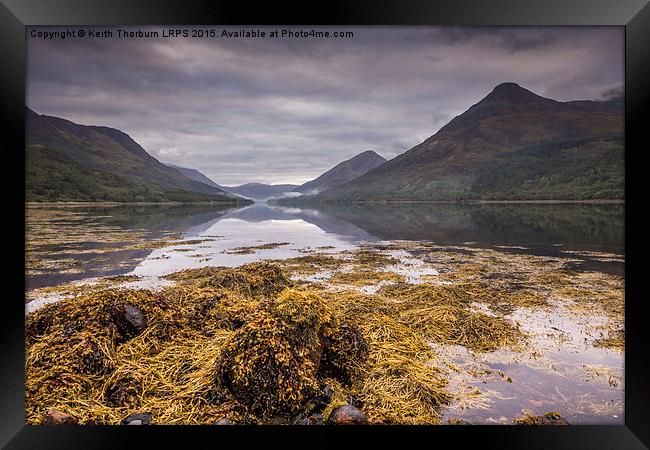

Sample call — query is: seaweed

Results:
[350,313,452,424]
[513,411,569,425]
[217,309,320,417]
[330,270,404,287]
[346,247,399,268]
[216,289,366,418]
[164,262,291,297]
[319,319,369,385]
[593,328,625,351]
[376,283,524,352]
[275,254,345,276]
[223,242,291,254]
[27,265,455,424]
[25,241,623,425]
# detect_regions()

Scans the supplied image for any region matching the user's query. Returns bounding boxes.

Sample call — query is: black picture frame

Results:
[1,1,648,448]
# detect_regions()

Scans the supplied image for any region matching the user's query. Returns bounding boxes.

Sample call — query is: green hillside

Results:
[316,83,624,202]
[26,108,244,203]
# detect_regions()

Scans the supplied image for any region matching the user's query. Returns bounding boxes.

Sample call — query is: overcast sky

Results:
[27,26,623,185]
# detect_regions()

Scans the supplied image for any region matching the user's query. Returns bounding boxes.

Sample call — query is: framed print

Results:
[1,0,648,448]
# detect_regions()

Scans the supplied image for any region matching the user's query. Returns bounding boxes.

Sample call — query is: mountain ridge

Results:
[295,150,386,195]
[315,83,624,202]
[26,108,245,203]
[165,163,225,190]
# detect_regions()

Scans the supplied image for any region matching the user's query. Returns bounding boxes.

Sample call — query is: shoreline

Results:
[25,201,248,207]
[278,199,625,206]
[26,199,624,207]
[474,199,624,204]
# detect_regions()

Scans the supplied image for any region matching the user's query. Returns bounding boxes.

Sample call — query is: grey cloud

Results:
[404,27,557,53]
[600,85,624,99]
[27,26,623,185]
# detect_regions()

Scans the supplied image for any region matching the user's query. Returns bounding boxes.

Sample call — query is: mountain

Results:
[26,108,246,203]
[165,164,225,190]
[316,83,624,202]
[223,183,299,202]
[294,150,386,195]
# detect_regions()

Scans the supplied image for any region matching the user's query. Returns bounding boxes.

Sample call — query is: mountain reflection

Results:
[26,202,624,289]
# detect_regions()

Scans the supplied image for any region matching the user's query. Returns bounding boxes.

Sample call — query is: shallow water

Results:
[26,202,624,289]
[439,300,623,424]
[24,201,625,425]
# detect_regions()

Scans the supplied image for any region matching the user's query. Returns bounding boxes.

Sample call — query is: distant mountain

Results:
[223,183,299,202]
[295,150,386,195]
[26,108,246,203]
[316,83,624,202]
[166,164,225,190]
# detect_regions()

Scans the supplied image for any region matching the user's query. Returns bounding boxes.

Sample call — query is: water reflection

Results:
[25,203,238,288]
[310,203,624,254]
[26,202,624,289]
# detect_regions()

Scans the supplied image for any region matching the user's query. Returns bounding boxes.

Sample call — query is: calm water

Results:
[26,202,624,289]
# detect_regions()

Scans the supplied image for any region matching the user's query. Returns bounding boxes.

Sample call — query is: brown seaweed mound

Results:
[165,261,291,297]
[216,289,367,417]
[25,260,531,425]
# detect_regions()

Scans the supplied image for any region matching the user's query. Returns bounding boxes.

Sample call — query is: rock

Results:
[214,418,232,425]
[109,304,147,340]
[322,384,335,401]
[347,396,362,408]
[447,418,471,425]
[327,405,368,425]
[43,409,77,425]
[123,412,152,425]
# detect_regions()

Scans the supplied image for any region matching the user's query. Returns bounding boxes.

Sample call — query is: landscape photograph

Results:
[25,26,624,426]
